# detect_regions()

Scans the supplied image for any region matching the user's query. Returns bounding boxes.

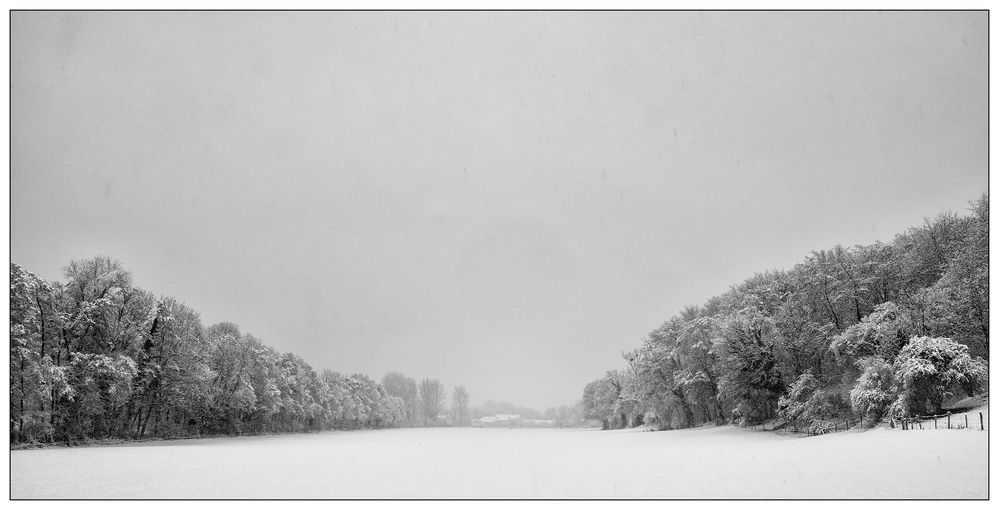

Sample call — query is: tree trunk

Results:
[699,403,712,424]
[36,292,47,359]
[52,336,61,434]
[138,405,154,438]
[18,356,26,442]
[823,289,842,330]
[672,388,695,428]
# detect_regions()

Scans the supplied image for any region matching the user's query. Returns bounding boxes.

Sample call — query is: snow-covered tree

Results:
[582,374,621,429]
[890,336,987,417]
[717,307,785,425]
[831,302,914,361]
[582,192,988,433]
[849,357,895,422]
[11,256,467,443]
[382,372,419,426]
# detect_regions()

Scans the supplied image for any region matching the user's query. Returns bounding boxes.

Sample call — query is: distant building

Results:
[472,414,520,424]
[471,415,555,428]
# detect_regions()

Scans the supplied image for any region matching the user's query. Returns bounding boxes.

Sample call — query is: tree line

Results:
[584,193,988,431]
[10,258,472,443]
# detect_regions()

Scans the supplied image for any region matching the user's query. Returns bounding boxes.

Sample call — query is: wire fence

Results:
[740,418,861,436]
[892,410,987,432]
[740,409,987,437]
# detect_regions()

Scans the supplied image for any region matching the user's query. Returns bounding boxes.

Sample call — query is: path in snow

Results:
[10,424,987,499]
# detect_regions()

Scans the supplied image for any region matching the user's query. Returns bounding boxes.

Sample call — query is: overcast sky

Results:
[11,12,987,410]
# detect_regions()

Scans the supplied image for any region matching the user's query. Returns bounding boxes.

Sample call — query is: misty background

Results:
[11,11,987,410]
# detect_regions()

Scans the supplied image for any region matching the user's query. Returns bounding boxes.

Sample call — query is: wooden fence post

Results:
[919,421,922,430]
[965,415,968,429]
[934,417,937,429]
[948,415,951,429]
[980,412,984,431]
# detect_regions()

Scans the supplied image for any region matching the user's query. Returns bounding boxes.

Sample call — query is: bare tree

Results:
[451,385,470,426]
[418,378,445,426]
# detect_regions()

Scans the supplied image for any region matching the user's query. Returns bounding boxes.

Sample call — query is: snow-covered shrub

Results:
[890,336,987,417]
[849,357,895,423]
[778,371,850,428]
[886,394,913,422]
[778,372,819,424]
[639,410,660,429]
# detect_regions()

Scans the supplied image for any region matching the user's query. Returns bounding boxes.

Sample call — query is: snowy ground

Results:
[11,421,987,499]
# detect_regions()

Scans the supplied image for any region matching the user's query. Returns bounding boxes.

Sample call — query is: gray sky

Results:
[11,12,987,410]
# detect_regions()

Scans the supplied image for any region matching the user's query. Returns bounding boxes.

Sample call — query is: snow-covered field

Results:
[11,422,987,499]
